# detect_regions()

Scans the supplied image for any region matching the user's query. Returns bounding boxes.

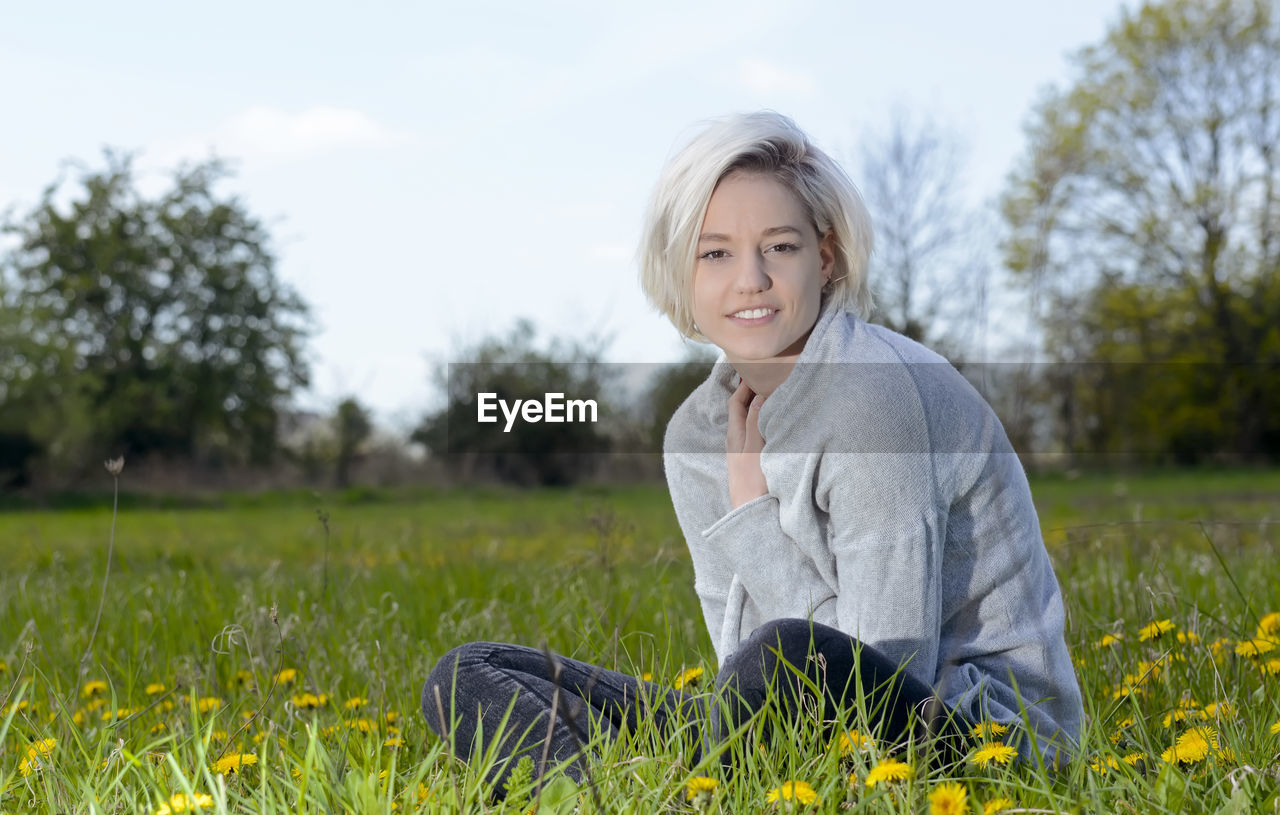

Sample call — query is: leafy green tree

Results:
[333,397,372,488]
[1002,0,1280,462]
[413,320,615,486]
[0,151,311,480]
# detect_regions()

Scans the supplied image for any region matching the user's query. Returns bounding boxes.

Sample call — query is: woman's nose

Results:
[734,253,771,293]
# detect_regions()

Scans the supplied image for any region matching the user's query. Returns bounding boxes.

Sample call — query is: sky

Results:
[0,0,1137,430]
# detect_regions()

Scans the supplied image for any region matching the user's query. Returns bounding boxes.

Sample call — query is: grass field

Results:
[1,468,1279,813]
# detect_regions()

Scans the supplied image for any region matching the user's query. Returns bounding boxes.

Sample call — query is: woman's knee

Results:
[720,618,815,678]
[421,641,498,733]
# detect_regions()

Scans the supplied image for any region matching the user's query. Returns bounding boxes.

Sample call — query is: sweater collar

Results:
[708,296,850,437]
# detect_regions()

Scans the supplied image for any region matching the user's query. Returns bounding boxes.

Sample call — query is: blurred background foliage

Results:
[1,0,1277,492]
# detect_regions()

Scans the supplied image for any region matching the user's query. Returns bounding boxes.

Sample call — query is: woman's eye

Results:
[699,249,728,260]
[768,243,798,253]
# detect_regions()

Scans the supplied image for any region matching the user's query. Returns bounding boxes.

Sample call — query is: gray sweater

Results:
[663,299,1083,757]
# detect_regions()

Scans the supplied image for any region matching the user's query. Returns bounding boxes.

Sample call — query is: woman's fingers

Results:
[726,381,755,453]
[744,394,765,454]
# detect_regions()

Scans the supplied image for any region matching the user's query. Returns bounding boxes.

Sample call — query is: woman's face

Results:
[692,171,834,368]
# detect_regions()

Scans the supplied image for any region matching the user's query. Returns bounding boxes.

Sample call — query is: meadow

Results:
[1,468,1278,813]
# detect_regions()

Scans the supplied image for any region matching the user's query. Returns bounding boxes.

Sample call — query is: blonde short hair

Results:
[639,111,874,340]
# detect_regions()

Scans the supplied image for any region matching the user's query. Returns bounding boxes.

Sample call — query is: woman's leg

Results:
[711,619,968,763]
[422,642,701,792]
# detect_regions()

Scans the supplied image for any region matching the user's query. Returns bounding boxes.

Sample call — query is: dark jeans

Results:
[421,618,967,794]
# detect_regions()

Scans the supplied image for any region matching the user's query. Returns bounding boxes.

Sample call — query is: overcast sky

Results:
[0,0,1136,427]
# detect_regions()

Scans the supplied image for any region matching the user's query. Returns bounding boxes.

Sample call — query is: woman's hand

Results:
[726,380,769,508]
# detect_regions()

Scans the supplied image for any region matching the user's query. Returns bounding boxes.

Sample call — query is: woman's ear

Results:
[820,230,837,279]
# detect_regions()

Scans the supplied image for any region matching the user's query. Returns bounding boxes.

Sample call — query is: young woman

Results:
[421,111,1083,792]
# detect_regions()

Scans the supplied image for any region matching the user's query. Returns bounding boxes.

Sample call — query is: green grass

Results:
[1,470,1278,813]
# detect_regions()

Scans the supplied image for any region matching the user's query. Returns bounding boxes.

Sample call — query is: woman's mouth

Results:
[728,307,778,324]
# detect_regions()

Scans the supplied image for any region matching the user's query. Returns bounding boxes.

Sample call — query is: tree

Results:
[0,151,311,480]
[333,397,372,488]
[1001,0,1280,462]
[412,320,615,486]
[858,109,989,356]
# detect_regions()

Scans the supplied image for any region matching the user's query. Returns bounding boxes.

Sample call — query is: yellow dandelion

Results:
[1122,752,1144,766]
[196,697,223,714]
[765,780,819,805]
[1138,619,1176,641]
[82,680,107,698]
[640,671,653,682]
[6,700,30,715]
[384,737,404,748]
[154,792,215,814]
[971,721,1010,740]
[0,660,6,673]
[686,775,719,801]
[674,666,704,689]
[969,741,1018,767]
[1200,701,1234,719]
[833,729,874,754]
[1258,612,1280,638]
[864,758,912,787]
[145,682,166,695]
[275,668,298,684]
[151,722,167,734]
[1269,718,1280,736]
[344,696,367,710]
[351,717,376,732]
[1112,684,1144,700]
[211,752,258,775]
[1262,659,1280,676]
[291,692,328,709]
[1235,637,1277,658]
[928,782,967,815]
[1161,708,1191,728]
[18,738,56,777]
[231,670,254,688]
[1160,727,1217,765]
[385,710,400,724]
[983,798,1014,814]
[1095,633,1123,648]
[1089,755,1120,774]
[1175,630,1199,645]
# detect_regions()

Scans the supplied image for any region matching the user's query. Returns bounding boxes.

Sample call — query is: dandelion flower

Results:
[765,780,819,805]
[1122,752,1144,766]
[969,741,1018,767]
[211,752,258,775]
[1263,659,1280,676]
[231,670,254,688]
[384,737,404,748]
[971,721,1009,740]
[928,782,967,815]
[1200,701,1234,720]
[344,696,367,710]
[1257,612,1280,638]
[19,738,56,776]
[145,682,166,695]
[351,717,376,733]
[1139,619,1176,641]
[197,697,223,714]
[154,792,215,814]
[1161,708,1191,728]
[640,671,653,681]
[1270,718,1280,736]
[275,668,298,684]
[291,692,328,709]
[0,660,7,673]
[1095,633,1123,648]
[686,776,719,801]
[674,666,704,689]
[385,710,400,724]
[983,798,1014,814]
[1160,727,1216,765]
[1235,637,1277,658]
[1089,755,1120,773]
[864,758,912,787]
[82,680,107,698]
[833,729,874,754]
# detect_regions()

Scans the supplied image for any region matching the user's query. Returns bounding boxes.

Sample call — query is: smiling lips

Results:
[729,307,778,320]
